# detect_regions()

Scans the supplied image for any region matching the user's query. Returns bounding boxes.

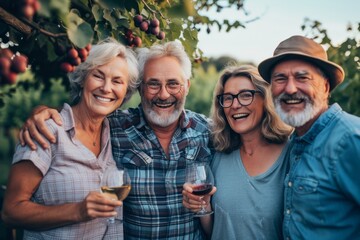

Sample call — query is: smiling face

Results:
[80,56,129,118]
[270,59,329,133]
[223,76,264,136]
[140,56,190,127]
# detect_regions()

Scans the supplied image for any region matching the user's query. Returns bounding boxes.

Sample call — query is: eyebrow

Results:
[272,70,310,78]
[147,78,181,83]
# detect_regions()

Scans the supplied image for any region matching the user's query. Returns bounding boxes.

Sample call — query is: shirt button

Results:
[286,209,291,214]
[288,181,292,187]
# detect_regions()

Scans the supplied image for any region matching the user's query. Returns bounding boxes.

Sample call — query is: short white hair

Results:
[136,41,192,83]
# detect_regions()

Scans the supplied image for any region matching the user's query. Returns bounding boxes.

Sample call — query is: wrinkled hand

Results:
[182,183,216,213]
[19,105,62,150]
[78,191,123,222]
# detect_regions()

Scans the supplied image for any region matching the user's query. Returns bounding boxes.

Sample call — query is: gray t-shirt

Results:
[211,143,289,240]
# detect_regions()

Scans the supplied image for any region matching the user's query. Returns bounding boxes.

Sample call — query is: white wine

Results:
[101,185,131,200]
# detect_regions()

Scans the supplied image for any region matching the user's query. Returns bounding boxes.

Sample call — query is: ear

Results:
[324,79,330,95]
[185,79,191,95]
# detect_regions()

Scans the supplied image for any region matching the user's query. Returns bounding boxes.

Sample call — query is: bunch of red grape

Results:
[59,44,92,73]
[124,29,142,48]
[133,15,166,40]
[0,48,28,85]
[16,0,41,20]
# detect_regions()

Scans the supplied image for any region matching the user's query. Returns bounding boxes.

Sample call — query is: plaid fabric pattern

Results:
[108,106,212,240]
[12,103,123,240]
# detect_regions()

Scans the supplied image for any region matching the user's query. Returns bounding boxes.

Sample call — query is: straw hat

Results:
[258,35,345,91]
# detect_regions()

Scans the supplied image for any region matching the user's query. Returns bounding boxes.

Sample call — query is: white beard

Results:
[141,94,186,127]
[144,107,183,127]
[274,93,323,127]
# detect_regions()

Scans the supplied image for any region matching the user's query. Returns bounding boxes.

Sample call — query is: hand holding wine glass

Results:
[100,167,131,224]
[185,162,215,217]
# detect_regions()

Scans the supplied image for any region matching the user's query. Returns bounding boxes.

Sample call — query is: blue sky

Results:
[197,0,360,64]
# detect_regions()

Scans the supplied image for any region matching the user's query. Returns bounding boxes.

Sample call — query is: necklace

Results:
[89,128,101,147]
[72,108,101,147]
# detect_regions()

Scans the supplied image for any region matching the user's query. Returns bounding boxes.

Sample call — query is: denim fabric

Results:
[283,104,360,239]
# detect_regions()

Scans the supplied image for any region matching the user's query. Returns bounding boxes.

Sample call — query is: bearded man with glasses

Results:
[18,41,212,239]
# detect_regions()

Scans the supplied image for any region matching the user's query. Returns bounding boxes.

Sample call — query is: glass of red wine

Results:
[186,162,214,217]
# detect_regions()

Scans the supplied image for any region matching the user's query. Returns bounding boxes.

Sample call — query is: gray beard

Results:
[144,107,183,127]
[274,94,322,127]
[141,95,186,128]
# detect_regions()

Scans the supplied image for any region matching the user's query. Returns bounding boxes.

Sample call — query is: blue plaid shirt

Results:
[108,106,212,240]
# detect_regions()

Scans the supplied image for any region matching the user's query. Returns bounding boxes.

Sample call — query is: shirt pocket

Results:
[293,177,318,194]
[185,146,212,163]
[292,177,322,221]
[118,149,152,168]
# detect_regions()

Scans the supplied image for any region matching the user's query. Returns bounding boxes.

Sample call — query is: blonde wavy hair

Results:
[210,64,293,153]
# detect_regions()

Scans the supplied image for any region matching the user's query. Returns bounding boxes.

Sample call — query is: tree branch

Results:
[0,6,67,39]
[0,6,32,36]
[21,18,68,38]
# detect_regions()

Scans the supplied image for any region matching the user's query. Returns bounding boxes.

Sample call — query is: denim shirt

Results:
[283,104,360,239]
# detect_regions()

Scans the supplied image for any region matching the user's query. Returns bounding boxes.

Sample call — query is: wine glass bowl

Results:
[100,167,131,223]
[186,162,214,217]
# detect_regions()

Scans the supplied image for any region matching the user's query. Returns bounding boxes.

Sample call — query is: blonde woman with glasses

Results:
[183,64,292,239]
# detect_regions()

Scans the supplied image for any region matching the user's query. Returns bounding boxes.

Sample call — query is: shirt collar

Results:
[293,103,342,143]
[60,103,110,138]
[61,103,75,132]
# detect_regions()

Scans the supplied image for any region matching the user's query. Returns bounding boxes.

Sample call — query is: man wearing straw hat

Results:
[258,35,360,239]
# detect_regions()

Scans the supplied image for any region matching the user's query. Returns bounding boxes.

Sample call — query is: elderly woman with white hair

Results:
[2,38,140,239]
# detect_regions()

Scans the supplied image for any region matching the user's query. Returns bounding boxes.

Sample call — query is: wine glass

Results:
[186,162,214,217]
[100,167,131,224]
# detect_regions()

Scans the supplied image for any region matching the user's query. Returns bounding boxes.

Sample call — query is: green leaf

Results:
[96,0,126,9]
[95,21,112,40]
[92,4,104,22]
[104,9,118,29]
[66,11,94,48]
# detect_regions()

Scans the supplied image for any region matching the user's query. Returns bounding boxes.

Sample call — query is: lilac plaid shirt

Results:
[108,106,212,239]
[13,103,123,240]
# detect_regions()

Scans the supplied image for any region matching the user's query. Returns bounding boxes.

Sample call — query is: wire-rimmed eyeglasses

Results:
[143,81,184,95]
[217,89,262,108]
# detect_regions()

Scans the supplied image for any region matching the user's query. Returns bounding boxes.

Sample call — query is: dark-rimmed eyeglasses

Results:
[217,89,262,108]
[143,81,184,95]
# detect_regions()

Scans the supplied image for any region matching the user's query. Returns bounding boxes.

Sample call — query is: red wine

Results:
[192,183,213,196]
[101,185,131,200]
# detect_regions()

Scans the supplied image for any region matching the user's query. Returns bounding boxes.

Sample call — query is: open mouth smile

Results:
[232,113,249,120]
[94,95,115,102]
[154,101,175,108]
[282,98,304,105]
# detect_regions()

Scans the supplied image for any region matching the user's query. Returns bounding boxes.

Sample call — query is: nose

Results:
[101,79,112,93]
[231,97,242,108]
[284,78,297,95]
[157,85,171,99]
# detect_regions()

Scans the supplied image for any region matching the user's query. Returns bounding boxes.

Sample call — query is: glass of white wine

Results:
[100,167,131,224]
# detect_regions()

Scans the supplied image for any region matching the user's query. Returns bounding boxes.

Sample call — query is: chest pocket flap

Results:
[120,149,152,167]
[293,177,318,194]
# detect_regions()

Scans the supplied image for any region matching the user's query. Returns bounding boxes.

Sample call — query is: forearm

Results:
[2,200,82,230]
[200,205,213,238]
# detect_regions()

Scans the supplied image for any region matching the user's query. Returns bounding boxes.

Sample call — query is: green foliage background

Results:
[0,17,359,237]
